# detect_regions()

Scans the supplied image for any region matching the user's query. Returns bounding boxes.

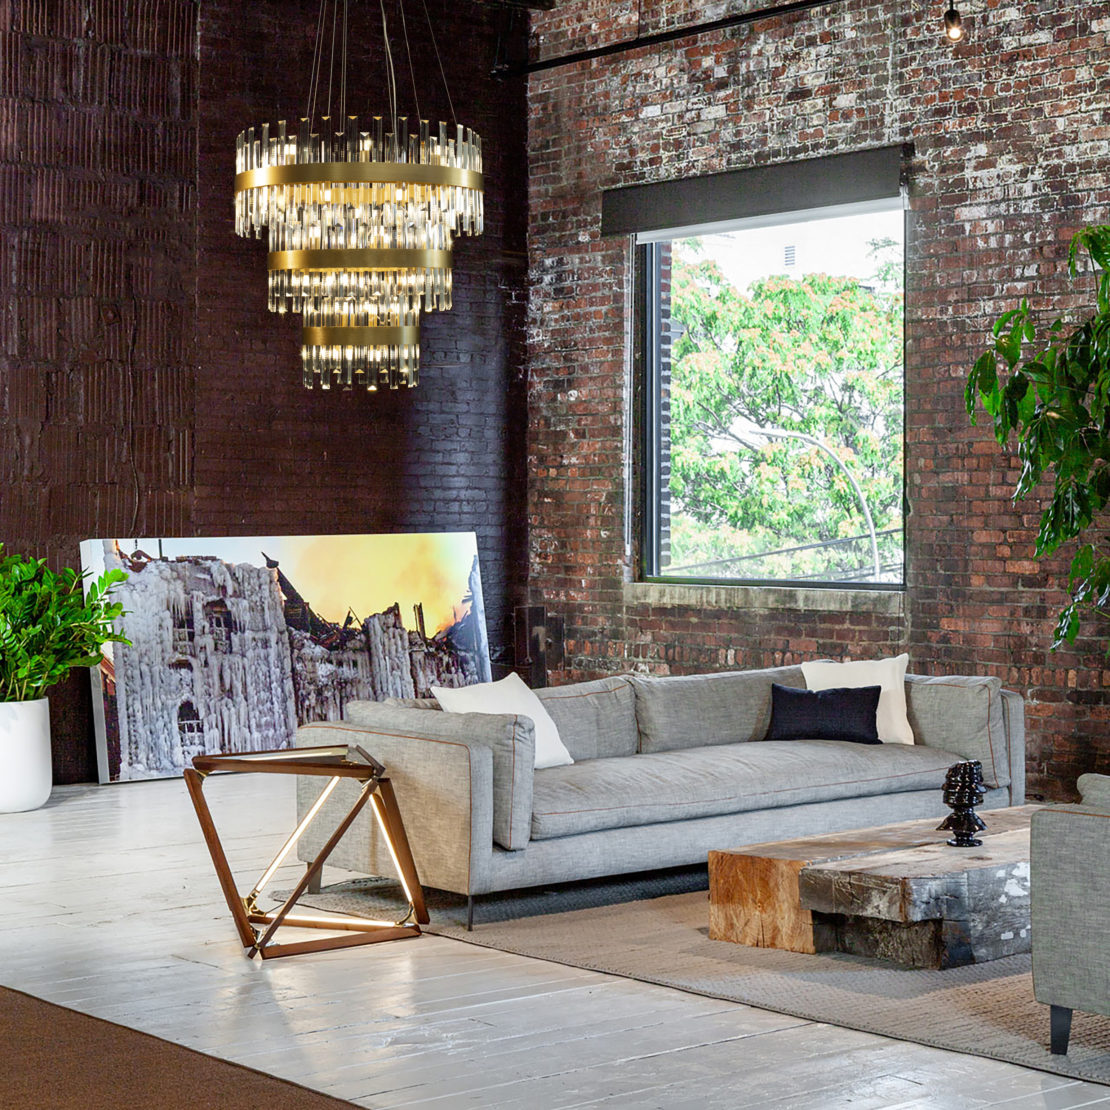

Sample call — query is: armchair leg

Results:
[1050,1005,1073,1055]
[305,865,322,895]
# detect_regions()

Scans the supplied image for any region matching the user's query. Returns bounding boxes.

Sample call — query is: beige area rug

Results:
[291,868,1110,1086]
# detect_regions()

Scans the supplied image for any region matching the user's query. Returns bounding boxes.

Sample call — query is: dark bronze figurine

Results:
[937,759,987,847]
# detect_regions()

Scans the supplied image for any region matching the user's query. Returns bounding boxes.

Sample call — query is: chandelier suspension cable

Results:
[380,0,399,147]
[305,0,328,123]
[419,0,456,126]
[326,0,339,119]
[340,0,348,120]
[397,0,421,125]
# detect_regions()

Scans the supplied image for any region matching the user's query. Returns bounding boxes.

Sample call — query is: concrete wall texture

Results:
[525,0,1110,801]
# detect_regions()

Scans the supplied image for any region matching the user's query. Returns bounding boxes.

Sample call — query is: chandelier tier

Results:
[233,2,484,391]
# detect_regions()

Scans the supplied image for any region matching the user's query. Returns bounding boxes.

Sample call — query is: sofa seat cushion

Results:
[530,740,962,841]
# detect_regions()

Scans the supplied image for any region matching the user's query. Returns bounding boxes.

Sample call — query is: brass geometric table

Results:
[184,744,429,960]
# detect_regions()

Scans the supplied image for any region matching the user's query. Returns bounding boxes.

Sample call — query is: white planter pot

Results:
[0,698,53,813]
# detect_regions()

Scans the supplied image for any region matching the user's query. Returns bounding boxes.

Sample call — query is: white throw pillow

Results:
[801,653,914,745]
[431,672,574,769]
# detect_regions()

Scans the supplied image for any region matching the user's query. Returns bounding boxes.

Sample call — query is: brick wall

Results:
[526,0,1110,800]
[0,0,528,783]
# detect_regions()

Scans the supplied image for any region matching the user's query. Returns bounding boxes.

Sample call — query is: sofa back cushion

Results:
[535,675,639,761]
[632,665,806,753]
[905,673,1010,789]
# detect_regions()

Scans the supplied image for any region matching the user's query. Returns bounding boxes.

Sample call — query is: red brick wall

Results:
[526,1,1110,800]
[0,0,528,782]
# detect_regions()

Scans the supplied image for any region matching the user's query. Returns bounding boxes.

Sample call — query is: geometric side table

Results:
[184,743,429,960]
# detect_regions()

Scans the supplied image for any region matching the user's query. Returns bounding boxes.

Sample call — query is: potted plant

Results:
[965,224,1110,649]
[0,547,129,812]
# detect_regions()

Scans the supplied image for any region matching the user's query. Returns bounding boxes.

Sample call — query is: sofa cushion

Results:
[766,683,881,745]
[905,674,1010,789]
[531,739,961,840]
[345,700,534,851]
[632,666,806,753]
[802,654,913,744]
[432,672,574,770]
[535,676,638,761]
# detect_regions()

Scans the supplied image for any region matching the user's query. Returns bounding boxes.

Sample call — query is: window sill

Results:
[625,580,905,615]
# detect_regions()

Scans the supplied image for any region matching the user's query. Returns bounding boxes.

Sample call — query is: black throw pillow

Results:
[765,683,882,744]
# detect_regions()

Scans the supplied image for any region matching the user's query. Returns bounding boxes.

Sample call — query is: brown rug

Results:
[294,871,1110,1087]
[0,985,357,1110]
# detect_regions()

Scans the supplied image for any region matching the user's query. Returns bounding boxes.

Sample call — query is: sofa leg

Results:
[1050,1005,1073,1055]
[467,895,474,932]
[305,865,322,895]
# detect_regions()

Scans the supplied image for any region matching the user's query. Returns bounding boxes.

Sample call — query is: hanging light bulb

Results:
[943,5,964,41]
[233,0,484,391]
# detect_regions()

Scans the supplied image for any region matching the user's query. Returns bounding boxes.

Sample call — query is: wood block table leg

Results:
[709,849,817,952]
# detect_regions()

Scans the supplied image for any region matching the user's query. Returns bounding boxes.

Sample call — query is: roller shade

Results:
[601,144,908,238]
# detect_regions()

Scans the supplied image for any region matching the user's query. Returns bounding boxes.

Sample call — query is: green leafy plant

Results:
[0,546,130,703]
[965,224,1110,648]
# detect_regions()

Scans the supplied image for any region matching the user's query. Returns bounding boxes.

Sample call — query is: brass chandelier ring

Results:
[302,325,421,346]
[236,163,483,193]
[268,248,452,271]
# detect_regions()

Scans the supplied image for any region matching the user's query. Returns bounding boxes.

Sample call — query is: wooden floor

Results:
[1,775,1108,1109]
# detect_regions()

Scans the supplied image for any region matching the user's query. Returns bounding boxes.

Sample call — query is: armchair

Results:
[1031,773,1110,1054]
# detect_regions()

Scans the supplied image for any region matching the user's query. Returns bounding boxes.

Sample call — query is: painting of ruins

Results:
[79,533,491,784]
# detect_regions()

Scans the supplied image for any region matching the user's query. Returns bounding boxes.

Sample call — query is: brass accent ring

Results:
[236,163,483,192]
[303,325,421,347]
[268,248,452,271]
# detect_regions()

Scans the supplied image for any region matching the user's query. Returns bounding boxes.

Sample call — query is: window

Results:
[641,200,905,587]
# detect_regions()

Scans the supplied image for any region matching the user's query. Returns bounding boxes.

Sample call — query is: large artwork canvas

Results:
[79,533,490,784]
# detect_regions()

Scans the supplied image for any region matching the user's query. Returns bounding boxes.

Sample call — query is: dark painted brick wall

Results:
[0,0,197,782]
[526,1,1110,800]
[0,0,528,782]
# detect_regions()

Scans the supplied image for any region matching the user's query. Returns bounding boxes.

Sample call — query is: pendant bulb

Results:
[943,5,963,42]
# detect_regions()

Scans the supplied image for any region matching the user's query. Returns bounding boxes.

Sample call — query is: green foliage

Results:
[965,224,1110,649]
[0,546,130,704]
[668,241,904,579]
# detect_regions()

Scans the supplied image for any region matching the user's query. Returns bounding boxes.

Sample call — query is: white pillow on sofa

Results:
[801,653,914,745]
[431,672,574,769]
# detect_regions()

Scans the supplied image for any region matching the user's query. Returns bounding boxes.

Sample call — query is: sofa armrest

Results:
[1000,689,1025,804]
[293,720,495,895]
[313,702,534,852]
[1032,804,1110,1016]
[905,674,1019,793]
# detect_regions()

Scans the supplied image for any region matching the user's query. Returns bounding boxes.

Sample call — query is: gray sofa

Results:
[295,664,1025,923]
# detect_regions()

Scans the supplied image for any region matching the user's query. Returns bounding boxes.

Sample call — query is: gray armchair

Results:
[1031,773,1110,1054]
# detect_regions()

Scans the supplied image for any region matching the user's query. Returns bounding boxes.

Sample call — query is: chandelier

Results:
[233,0,484,391]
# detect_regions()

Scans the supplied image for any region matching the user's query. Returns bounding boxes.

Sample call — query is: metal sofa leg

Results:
[1050,1005,1073,1055]
[305,865,322,895]
[466,895,474,931]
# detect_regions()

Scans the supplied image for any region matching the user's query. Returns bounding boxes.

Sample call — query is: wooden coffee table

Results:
[708,805,1039,969]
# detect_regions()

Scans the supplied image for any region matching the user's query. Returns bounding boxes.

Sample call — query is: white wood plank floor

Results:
[1,774,1108,1109]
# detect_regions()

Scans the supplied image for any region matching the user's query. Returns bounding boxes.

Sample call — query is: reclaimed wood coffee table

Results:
[709,805,1040,969]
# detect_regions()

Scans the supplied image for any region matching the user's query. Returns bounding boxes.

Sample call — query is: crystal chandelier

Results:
[233,0,484,391]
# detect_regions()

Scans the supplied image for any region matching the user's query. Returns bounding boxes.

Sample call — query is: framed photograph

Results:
[79,532,490,784]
